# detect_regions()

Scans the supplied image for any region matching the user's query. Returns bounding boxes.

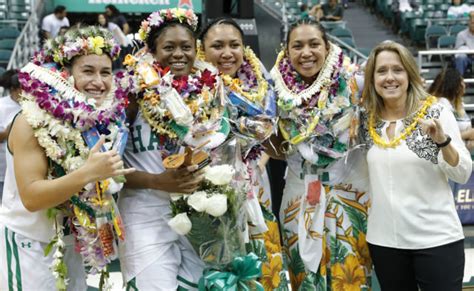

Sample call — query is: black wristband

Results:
[435,135,451,148]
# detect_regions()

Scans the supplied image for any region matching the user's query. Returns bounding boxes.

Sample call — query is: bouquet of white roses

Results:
[168,138,265,289]
[168,140,247,266]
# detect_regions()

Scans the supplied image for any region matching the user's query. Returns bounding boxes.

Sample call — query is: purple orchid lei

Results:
[18,69,129,131]
[278,52,344,111]
[236,59,258,92]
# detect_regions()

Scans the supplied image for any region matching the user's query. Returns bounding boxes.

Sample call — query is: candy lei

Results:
[221,47,268,103]
[369,95,436,148]
[125,52,223,141]
[19,63,128,289]
[271,43,354,145]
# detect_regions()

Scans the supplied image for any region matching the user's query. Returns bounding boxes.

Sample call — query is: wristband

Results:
[435,135,451,148]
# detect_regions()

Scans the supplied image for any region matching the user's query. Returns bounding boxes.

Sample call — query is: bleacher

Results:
[0,0,32,73]
[258,0,369,64]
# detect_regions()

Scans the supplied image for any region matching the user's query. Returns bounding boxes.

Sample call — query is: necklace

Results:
[368,95,436,148]
[271,43,342,111]
[271,43,349,145]
[221,47,268,103]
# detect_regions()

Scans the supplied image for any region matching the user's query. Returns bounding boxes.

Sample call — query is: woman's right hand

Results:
[81,135,136,184]
[155,165,205,194]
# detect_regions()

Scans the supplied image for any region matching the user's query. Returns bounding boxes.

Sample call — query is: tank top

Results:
[0,131,55,243]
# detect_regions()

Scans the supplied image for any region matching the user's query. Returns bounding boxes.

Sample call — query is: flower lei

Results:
[271,43,356,146]
[19,64,129,290]
[139,8,199,42]
[272,43,344,112]
[369,95,436,148]
[39,26,121,66]
[220,47,268,103]
[123,51,226,143]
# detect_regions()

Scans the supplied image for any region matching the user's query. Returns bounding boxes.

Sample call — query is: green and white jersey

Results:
[118,112,182,283]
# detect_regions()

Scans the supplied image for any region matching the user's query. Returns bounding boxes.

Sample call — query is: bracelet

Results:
[435,135,451,148]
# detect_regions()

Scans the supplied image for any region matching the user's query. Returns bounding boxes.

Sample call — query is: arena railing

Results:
[328,34,369,64]
[418,49,474,79]
[7,0,44,70]
[418,49,474,113]
[426,17,469,28]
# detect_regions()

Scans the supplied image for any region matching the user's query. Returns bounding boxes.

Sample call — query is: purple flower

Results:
[52,105,65,118]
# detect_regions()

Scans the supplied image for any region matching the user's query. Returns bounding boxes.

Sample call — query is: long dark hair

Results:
[0,69,20,91]
[428,67,465,115]
[105,4,120,17]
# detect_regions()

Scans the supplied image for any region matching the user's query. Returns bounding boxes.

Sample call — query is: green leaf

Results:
[56,279,66,291]
[58,261,68,275]
[289,248,306,275]
[43,238,57,256]
[298,272,318,291]
[246,239,267,261]
[46,208,60,219]
[341,204,367,238]
[330,236,349,265]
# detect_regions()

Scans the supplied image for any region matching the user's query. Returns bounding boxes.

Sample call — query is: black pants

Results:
[369,240,465,291]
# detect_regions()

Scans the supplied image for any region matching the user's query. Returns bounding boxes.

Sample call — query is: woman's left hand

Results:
[419,118,447,144]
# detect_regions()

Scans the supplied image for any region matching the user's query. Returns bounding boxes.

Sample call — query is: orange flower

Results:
[261,255,283,290]
[331,254,367,291]
[263,221,282,255]
[348,232,371,270]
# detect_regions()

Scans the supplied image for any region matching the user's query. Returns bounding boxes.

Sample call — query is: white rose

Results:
[187,191,208,212]
[170,193,188,201]
[205,194,228,217]
[168,213,192,235]
[205,165,235,185]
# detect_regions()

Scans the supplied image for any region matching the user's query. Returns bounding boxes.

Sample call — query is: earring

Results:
[196,40,205,61]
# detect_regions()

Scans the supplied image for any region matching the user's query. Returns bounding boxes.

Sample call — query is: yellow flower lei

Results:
[197,44,268,103]
[369,95,436,148]
[221,47,268,103]
[139,98,180,139]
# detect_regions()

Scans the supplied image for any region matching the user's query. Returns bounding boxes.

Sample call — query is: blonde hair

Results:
[362,41,429,119]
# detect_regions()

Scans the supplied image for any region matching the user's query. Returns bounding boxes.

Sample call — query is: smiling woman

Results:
[199,17,289,289]
[362,41,472,291]
[71,54,113,106]
[269,19,372,290]
[117,8,230,291]
[0,26,135,290]
[148,24,196,76]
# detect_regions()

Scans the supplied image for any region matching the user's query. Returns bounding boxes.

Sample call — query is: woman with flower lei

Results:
[198,17,289,290]
[0,26,134,291]
[267,19,372,289]
[117,8,231,290]
[361,41,470,291]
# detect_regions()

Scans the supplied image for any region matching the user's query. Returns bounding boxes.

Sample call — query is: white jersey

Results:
[0,137,55,243]
[118,112,182,282]
[0,96,20,183]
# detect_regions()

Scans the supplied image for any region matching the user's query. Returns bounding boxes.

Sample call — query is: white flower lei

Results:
[20,65,123,289]
[270,42,342,109]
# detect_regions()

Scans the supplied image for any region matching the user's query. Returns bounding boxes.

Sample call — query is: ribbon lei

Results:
[198,253,263,291]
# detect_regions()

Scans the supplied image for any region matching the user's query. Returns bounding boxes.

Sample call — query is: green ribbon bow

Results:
[198,253,263,291]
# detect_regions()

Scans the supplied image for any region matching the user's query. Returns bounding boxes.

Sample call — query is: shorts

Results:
[0,225,87,291]
[124,236,204,291]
